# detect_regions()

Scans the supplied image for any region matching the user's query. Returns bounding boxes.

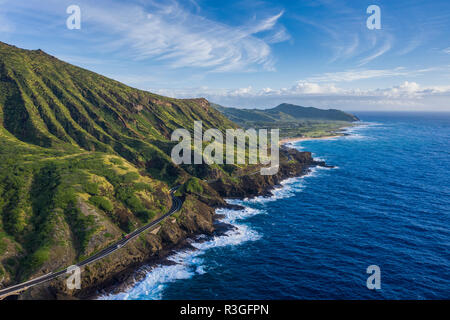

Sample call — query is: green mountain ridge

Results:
[0,42,348,292]
[212,102,359,123]
[0,41,237,284]
[211,102,358,139]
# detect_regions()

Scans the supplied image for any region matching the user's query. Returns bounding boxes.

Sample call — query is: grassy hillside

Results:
[0,42,238,284]
[212,102,358,138]
[213,103,358,123]
[0,41,342,288]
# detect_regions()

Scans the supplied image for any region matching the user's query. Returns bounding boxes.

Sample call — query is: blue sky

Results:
[1,0,450,110]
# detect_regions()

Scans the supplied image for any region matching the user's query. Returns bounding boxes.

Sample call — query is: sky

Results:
[1,0,450,111]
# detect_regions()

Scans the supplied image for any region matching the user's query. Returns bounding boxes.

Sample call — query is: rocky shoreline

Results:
[15,148,327,300]
[89,219,237,299]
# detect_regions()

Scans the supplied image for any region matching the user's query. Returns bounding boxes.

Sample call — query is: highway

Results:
[0,186,183,299]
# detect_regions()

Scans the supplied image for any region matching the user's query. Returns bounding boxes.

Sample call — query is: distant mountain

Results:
[212,103,359,123]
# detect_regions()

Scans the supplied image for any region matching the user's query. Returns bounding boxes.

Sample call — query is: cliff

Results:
[0,42,329,299]
[17,147,320,300]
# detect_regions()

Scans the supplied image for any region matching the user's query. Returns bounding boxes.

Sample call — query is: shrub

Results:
[84,182,99,195]
[185,177,203,194]
[0,239,7,255]
[26,247,50,272]
[124,195,144,212]
[89,196,113,213]
[109,158,123,165]
[136,209,156,223]
[134,182,153,192]
[121,172,140,183]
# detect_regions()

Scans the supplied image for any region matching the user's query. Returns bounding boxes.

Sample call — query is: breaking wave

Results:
[99,206,265,300]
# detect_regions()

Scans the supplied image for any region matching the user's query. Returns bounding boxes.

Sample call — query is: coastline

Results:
[94,169,314,300]
[279,134,342,145]
[16,128,348,300]
[92,121,361,300]
[90,131,350,299]
[279,122,360,145]
[95,208,254,300]
[90,158,325,299]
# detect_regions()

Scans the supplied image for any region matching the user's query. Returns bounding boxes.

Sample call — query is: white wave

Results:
[216,205,267,222]
[284,141,305,150]
[99,206,264,300]
[339,121,381,140]
[312,154,326,162]
[99,132,342,300]
[229,168,323,206]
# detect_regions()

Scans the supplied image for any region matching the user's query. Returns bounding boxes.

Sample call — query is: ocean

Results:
[101,112,450,300]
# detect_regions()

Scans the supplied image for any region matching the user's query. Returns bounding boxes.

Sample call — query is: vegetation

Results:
[212,103,358,138]
[0,41,354,284]
[0,41,238,282]
[213,102,358,123]
[89,196,113,213]
[184,177,204,194]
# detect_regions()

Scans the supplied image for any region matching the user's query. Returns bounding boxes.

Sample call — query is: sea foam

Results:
[99,206,264,300]
[339,121,381,140]
[99,129,343,300]
[228,168,322,206]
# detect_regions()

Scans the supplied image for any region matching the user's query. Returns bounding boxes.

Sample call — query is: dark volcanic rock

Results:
[210,149,318,199]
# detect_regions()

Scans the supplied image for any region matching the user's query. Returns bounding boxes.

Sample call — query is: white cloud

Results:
[379,81,421,97]
[291,82,340,94]
[156,81,450,99]
[231,86,253,95]
[153,81,450,111]
[84,0,288,72]
[443,47,450,54]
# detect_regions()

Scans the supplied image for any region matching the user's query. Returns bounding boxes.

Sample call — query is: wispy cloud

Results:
[294,2,443,66]
[397,32,425,56]
[83,0,288,72]
[294,15,362,63]
[358,36,393,66]
[0,12,14,33]
[303,66,442,83]
[294,3,396,66]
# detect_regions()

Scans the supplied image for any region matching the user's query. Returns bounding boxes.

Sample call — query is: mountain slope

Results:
[0,42,235,157]
[268,103,359,122]
[212,103,276,123]
[0,42,323,296]
[212,102,359,123]
[0,42,236,285]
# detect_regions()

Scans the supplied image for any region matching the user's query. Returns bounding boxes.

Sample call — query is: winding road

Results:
[0,186,183,299]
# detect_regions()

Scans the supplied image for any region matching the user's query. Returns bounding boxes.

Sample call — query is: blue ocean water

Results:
[103,112,450,300]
